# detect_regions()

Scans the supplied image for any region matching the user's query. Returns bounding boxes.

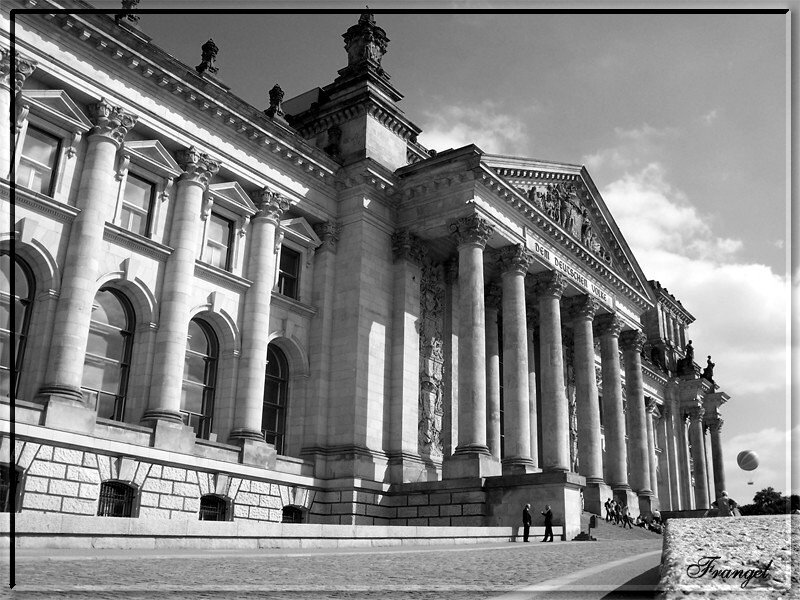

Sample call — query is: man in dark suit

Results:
[541,504,554,542]
[522,503,532,542]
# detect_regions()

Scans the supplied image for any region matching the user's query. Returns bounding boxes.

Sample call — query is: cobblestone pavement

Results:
[1,538,662,599]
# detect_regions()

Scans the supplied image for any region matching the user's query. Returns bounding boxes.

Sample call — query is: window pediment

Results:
[124,140,181,179]
[20,89,92,133]
[280,217,322,249]
[206,182,257,219]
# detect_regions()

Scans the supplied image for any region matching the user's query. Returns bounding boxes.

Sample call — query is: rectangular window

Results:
[16,126,60,196]
[278,247,301,300]
[203,213,234,270]
[120,173,155,237]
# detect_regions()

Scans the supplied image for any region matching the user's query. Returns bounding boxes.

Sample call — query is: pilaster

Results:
[619,329,652,497]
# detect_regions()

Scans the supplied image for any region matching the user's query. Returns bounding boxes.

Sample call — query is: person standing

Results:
[541,504,554,542]
[622,504,633,528]
[522,503,532,542]
[604,498,612,521]
[711,491,739,517]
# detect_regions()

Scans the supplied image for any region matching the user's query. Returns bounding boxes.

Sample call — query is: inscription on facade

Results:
[528,238,611,305]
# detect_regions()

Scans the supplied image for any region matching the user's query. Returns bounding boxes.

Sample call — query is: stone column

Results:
[708,417,726,499]
[143,148,219,447]
[388,229,425,482]
[485,282,502,459]
[620,330,652,503]
[664,402,682,510]
[1,50,37,179]
[533,270,569,472]
[526,306,539,469]
[37,100,136,432]
[443,215,498,479]
[442,259,459,458]
[688,406,709,509]
[645,399,659,507]
[497,244,535,474]
[229,189,289,464]
[678,413,694,509]
[595,313,629,494]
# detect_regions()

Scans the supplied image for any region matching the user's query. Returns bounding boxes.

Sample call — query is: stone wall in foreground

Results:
[659,515,798,599]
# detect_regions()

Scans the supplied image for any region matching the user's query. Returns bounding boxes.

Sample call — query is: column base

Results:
[501,457,539,476]
[583,480,612,516]
[230,437,277,469]
[637,493,655,516]
[443,448,501,479]
[387,452,439,483]
[40,393,96,435]
[149,419,197,454]
[141,408,184,425]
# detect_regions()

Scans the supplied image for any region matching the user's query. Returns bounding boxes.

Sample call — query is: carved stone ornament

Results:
[687,406,705,423]
[485,281,502,310]
[195,39,219,75]
[646,397,659,414]
[1,49,38,94]
[343,11,389,73]
[115,0,141,25]
[496,244,534,275]
[87,99,137,147]
[175,146,220,188]
[566,294,598,323]
[619,329,647,353]
[418,261,445,457]
[593,312,621,339]
[449,215,494,248]
[391,229,427,265]
[251,187,290,221]
[707,416,723,433]
[313,221,341,253]
[265,84,285,119]
[532,270,566,299]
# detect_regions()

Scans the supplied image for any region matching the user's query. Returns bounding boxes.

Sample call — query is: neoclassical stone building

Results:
[1,3,731,538]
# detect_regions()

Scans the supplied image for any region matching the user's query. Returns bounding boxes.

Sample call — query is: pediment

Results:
[21,89,92,132]
[483,155,652,303]
[207,182,257,216]
[125,140,181,177]
[280,217,322,249]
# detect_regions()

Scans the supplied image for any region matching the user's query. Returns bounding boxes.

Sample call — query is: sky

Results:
[87,3,794,503]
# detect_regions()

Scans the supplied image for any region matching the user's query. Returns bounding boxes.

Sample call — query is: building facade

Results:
[1,3,731,538]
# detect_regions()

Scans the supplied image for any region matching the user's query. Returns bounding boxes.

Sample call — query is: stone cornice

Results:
[270,291,318,318]
[194,261,251,293]
[6,186,79,222]
[103,223,171,261]
[15,4,340,182]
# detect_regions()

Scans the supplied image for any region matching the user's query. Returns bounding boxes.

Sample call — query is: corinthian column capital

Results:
[594,312,621,339]
[706,416,723,433]
[619,329,647,352]
[449,215,494,248]
[496,244,533,275]
[87,98,137,147]
[391,229,427,265]
[687,405,705,423]
[176,147,220,188]
[1,49,38,94]
[313,221,341,253]
[565,294,598,323]
[533,270,566,299]
[251,187,290,222]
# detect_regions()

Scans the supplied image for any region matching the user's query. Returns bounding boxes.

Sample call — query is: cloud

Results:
[417,101,529,155]
[701,108,719,125]
[583,123,679,172]
[722,426,795,502]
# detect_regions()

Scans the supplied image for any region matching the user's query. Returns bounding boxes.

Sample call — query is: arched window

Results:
[0,252,35,399]
[181,319,218,439]
[263,344,288,454]
[282,506,304,523]
[199,494,232,521]
[97,481,137,517]
[0,464,22,512]
[81,288,134,421]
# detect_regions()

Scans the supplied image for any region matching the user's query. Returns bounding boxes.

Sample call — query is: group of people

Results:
[604,498,634,528]
[521,503,554,543]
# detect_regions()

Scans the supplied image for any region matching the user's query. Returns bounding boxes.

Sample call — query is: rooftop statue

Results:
[342,11,390,77]
[195,39,219,76]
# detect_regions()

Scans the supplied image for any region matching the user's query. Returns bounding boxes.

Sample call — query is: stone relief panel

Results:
[418,260,445,457]
[563,332,578,473]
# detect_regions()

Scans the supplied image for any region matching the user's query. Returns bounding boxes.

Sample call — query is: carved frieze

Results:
[418,260,445,457]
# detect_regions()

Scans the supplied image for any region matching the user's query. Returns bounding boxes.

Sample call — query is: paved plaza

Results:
[2,538,662,599]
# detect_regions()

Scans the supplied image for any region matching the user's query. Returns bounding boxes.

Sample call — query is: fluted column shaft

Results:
[645,401,659,497]
[596,314,628,489]
[38,101,137,403]
[709,418,726,498]
[230,191,289,440]
[144,148,219,422]
[535,271,569,472]
[1,50,37,179]
[570,296,603,482]
[526,309,539,468]
[620,330,651,495]
[664,403,682,509]
[450,215,493,454]
[688,407,709,509]
[498,245,534,472]
[485,284,502,458]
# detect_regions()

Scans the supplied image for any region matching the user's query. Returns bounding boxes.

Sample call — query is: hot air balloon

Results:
[737,450,759,471]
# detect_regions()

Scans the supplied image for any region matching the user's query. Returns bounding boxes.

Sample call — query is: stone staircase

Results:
[573,511,663,541]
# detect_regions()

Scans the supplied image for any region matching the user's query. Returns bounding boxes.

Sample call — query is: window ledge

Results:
[103,223,172,261]
[194,261,251,293]
[270,291,317,318]
[4,184,79,222]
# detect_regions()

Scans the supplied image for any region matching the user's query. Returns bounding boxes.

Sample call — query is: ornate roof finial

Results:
[265,83,285,120]
[342,9,389,77]
[115,0,141,25]
[195,39,219,76]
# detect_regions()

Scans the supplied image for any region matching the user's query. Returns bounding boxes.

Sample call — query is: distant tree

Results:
[753,487,782,508]
[739,487,794,515]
